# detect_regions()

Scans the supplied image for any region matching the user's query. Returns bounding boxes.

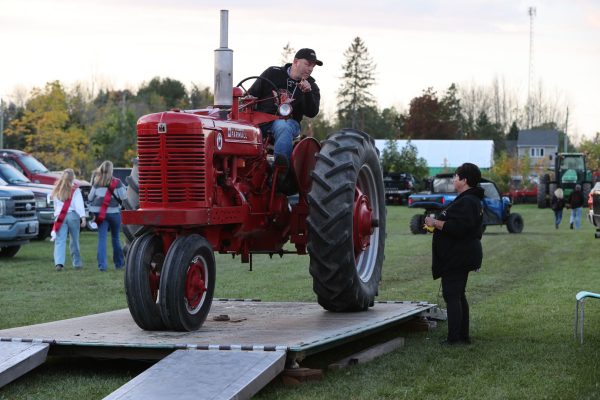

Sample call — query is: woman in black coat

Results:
[425,163,484,345]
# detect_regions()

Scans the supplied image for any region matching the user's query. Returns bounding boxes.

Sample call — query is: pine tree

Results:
[337,37,376,130]
[281,42,295,65]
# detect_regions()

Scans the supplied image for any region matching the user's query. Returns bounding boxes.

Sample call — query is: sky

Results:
[1,0,599,141]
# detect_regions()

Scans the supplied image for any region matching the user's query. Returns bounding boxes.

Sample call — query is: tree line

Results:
[1,37,598,180]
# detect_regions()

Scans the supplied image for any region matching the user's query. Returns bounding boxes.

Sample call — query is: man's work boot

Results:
[570,222,574,229]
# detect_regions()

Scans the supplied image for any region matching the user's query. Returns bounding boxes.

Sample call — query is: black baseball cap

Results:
[294,48,323,66]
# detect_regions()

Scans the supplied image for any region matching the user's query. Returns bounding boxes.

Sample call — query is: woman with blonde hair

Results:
[51,169,86,271]
[88,160,127,271]
[551,187,566,229]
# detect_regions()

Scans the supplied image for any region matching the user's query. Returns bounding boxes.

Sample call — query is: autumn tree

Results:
[579,133,600,173]
[137,77,188,110]
[381,140,428,178]
[281,42,295,64]
[337,37,376,130]
[6,81,91,175]
[380,140,401,173]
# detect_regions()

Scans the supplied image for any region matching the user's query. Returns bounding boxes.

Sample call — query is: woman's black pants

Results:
[442,271,470,342]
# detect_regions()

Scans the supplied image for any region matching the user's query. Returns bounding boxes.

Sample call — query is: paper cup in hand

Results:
[89,221,98,230]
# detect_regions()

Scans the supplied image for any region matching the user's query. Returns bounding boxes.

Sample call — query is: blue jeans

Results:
[270,119,301,160]
[54,211,82,267]
[97,212,124,270]
[554,209,563,226]
[570,207,582,229]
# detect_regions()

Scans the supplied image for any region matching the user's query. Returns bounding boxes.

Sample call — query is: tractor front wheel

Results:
[307,129,386,312]
[159,235,215,331]
[125,232,166,331]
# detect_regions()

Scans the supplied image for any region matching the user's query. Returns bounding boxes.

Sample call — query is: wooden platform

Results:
[0,300,437,399]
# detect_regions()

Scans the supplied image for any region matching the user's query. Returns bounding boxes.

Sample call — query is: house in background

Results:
[516,129,559,169]
[374,139,494,176]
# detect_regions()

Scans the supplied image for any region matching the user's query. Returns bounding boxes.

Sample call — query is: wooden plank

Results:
[104,349,286,400]
[328,337,405,370]
[0,341,49,388]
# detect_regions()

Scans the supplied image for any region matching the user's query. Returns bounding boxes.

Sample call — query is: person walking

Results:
[88,160,127,271]
[424,163,484,345]
[50,169,87,271]
[551,188,566,229]
[567,184,585,230]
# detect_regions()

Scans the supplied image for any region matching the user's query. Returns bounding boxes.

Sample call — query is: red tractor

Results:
[121,12,386,332]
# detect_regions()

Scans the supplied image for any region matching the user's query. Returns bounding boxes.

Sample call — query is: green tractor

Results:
[537,152,593,208]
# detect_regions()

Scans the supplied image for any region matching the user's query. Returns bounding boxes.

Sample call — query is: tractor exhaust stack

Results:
[214,9,233,110]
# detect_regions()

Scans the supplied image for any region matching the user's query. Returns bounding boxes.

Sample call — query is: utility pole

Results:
[527,6,536,129]
[564,107,569,153]
[0,98,4,149]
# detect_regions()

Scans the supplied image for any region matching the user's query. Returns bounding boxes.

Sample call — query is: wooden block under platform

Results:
[281,367,324,386]
[328,337,405,370]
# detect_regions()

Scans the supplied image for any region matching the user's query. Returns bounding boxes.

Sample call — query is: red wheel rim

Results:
[353,186,374,260]
[185,255,207,311]
[149,270,160,302]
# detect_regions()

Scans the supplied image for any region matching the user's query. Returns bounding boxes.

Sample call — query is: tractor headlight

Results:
[278,103,292,117]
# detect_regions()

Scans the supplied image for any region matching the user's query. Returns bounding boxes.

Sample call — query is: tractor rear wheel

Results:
[159,234,215,331]
[307,129,386,312]
[125,232,166,330]
[123,159,143,252]
[506,213,524,233]
[409,214,426,234]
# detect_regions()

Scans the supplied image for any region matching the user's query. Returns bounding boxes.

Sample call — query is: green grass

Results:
[1,205,600,399]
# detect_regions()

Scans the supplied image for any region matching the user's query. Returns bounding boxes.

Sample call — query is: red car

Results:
[0,149,91,194]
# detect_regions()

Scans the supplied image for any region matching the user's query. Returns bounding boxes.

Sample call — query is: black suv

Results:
[384,172,416,205]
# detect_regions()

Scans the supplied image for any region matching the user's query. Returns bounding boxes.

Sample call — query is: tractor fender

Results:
[291,137,321,196]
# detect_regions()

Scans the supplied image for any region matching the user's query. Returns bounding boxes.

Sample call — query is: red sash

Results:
[52,185,77,234]
[95,178,119,225]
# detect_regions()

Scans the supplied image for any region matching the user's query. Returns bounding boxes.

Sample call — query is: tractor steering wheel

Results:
[235,76,279,97]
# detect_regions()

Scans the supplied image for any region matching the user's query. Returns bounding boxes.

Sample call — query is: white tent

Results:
[374,139,494,169]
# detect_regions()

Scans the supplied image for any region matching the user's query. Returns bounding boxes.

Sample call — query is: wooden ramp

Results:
[0,341,49,388]
[0,300,436,399]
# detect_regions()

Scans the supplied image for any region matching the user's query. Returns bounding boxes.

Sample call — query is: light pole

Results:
[0,98,4,149]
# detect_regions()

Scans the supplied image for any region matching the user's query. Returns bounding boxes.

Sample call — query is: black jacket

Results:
[567,190,585,208]
[551,195,565,211]
[431,186,484,279]
[248,63,320,123]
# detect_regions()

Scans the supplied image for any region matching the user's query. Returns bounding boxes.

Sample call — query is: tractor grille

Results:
[137,129,207,204]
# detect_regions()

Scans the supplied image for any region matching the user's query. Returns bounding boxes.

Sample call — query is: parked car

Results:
[0,149,91,202]
[587,182,600,238]
[408,173,523,234]
[383,172,416,205]
[112,167,133,188]
[0,185,38,257]
[0,162,55,239]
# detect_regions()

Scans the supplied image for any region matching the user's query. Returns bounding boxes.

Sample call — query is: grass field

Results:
[1,205,599,399]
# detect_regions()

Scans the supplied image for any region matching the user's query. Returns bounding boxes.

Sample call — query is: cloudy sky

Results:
[1,0,599,140]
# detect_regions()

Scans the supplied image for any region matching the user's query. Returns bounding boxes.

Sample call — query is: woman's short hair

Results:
[455,163,481,187]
